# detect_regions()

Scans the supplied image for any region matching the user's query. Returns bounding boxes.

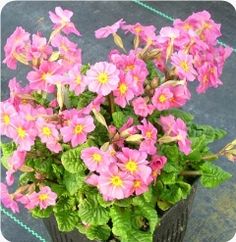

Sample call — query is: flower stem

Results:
[108,93,115,115]
[180,170,201,176]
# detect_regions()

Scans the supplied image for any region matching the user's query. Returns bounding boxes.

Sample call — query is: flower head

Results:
[132,97,154,117]
[86,62,120,96]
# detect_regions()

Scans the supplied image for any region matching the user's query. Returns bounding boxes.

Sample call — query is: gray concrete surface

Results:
[1,1,236,242]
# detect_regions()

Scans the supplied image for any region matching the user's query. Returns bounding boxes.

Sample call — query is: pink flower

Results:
[0,102,17,137]
[18,104,37,122]
[30,33,52,60]
[152,86,174,111]
[131,175,149,196]
[8,149,26,171]
[80,95,105,115]
[36,118,62,153]
[150,155,167,179]
[0,183,19,213]
[49,7,81,36]
[171,84,191,107]
[86,173,99,187]
[81,147,112,172]
[159,27,180,42]
[95,19,125,39]
[132,97,154,117]
[6,170,15,186]
[3,26,30,69]
[67,64,87,95]
[27,61,62,93]
[137,119,157,155]
[159,115,191,155]
[86,62,120,96]
[117,148,152,183]
[171,51,197,81]
[28,186,57,210]
[10,118,37,151]
[113,73,135,108]
[98,164,133,201]
[60,115,95,147]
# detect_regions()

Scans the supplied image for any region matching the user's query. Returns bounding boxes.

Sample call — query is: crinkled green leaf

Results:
[32,206,52,218]
[63,170,84,195]
[112,111,127,129]
[157,200,172,211]
[78,195,110,226]
[0,142,16,169]
[55,210,79,232]
[53,196,76,213]
[200,162,232,188]
[19,172,36,185]
[85,224,111,241]
[61,143,89,173]
[160,172,177,185]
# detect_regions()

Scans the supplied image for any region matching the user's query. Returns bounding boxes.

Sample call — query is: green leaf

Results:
[86,224,111,241]
[53,196,76,213]
[160,172,177,185]
[52,164,64,180]
[81,64,90,75]
[200,162,232,188]
[146,60,159,80]
[157,200,172,211]
[78,195,110,226]
[63,170,84,195]
[32,206,52,218]
[61,143,89,173]
[55,210,79,232]
[0,142,16,169]
[19,172,36,185]
[31,92,49,106]
[112,111,127,129]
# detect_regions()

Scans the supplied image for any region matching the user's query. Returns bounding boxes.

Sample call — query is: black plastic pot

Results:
[44,181,198,242]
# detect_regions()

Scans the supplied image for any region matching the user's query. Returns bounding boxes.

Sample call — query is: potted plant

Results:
[1,6,235,242]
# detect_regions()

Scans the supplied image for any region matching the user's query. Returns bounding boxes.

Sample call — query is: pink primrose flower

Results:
[98,164,133,201]
[81,147,113,172]
[0,183,19,213]
[132,97,154,117]
[95,19,125,39]
[113,72,135,108]
[60,115,95,147]
[3,26,30,69]
[80,95,105,115]
[86,62,120,96]
[131,175,150,196]
[117,148,152,183]
[49,7,81,36]
[86,173,99,187]
[6,170,15,186]
[36,117,62,153]
[8,149,27,171]
[150,155,167,179]
[27,61,62,93]
[18,104,37,123]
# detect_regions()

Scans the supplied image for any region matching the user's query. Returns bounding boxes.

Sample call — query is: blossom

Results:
[132,97,154,117]
[86,173,99,187]
[171,51,197,81]
[159,115,191,155]
[9,118,37,151]
[95,19,125,39]
[8,149,27,171]
[3,26,30,69]
[0,102,17,137]
[18,104,37,123]
[6,170,15,186]
[131,175,149,196]
[49,7,81,36]
[86,62,120,96]
[67,64,87,95]
[36,117,62,153]
[60,115,95,147]
[98,164,133,201]
[0,183,19,213]
[117,148,152,183]
[27,61,62,93]
[27,186,57,210]
[113,73,135,108]
[137,119,157,155]
[150,155,167,179]
[80,95,105,115]
[81,147,112,172]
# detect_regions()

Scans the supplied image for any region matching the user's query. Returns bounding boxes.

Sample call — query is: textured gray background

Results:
[1,1,236,242]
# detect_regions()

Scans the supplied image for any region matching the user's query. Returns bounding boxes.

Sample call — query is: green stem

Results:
[202,154,219,160]
[108,93,115,115]
[180,170,201,176]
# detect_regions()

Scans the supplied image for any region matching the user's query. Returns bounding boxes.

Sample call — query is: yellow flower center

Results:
[159,94,167,103]
[111,175,123,187]
[125,160,138,173]
[134,26,142,34]
[17,127,26,138]
[74,124,83,134]
[180,61,189,72]
[119,83,128,94]
[42,72,52,81]
[134,180,141,188]
[125,64,135,72]
[146,131,152,139]
[92,153,102,163]
[183,23,192,31]
[38,193,48,201]
[42,126,51,136]
[3,114,10,125]
[98,72,109,84]
[75,76,81,85]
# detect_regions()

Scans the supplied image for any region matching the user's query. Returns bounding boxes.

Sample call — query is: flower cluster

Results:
[0,6,233,229]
